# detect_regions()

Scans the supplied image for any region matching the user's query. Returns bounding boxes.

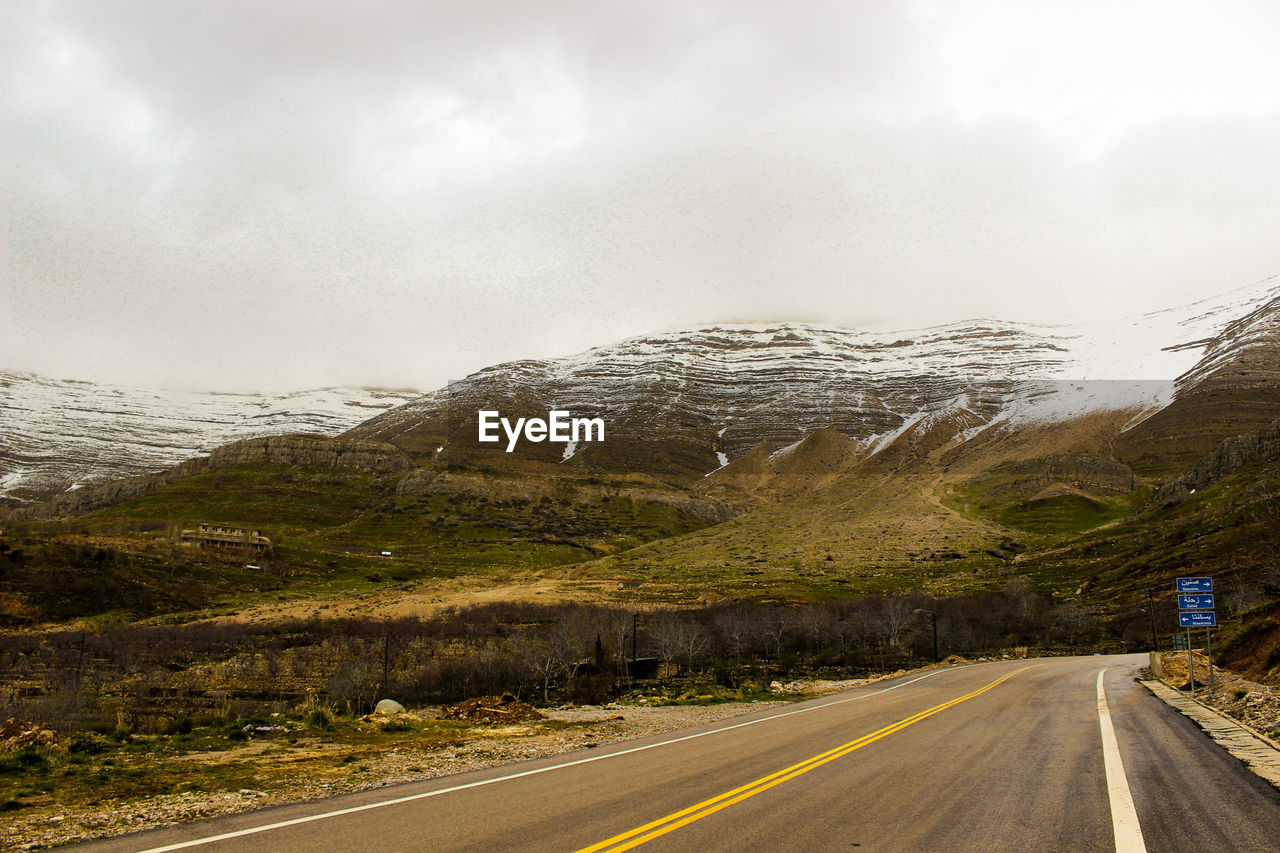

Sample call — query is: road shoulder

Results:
[1140,679,1280,788]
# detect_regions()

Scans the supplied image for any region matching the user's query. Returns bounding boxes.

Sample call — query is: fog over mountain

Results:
[4,2,1280,393]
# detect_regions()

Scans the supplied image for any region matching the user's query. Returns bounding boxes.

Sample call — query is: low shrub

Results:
[308,708,336,731]
[66,732,115,755]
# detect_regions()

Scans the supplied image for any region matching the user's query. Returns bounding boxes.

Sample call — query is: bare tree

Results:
[799,608,835,651]
[764,609,793,659]
[880,595,911,647]
[1052,604,1095,645]
[602,610,635,681]
[526,632,575,704]
[653,614,707,671]
[328,654,381,714]
[1003,578,1040,625]
[714,608,756,661]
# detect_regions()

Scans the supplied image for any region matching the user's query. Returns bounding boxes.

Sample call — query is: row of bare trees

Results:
[0,582,1134,730]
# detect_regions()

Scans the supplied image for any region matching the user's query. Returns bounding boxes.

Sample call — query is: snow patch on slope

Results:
[0,372,421,497]
[769,439,803,461]
[867,410,929,456]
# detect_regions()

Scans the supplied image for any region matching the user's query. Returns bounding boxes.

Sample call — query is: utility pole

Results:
[931,612,939,663]
[913,609,939,663]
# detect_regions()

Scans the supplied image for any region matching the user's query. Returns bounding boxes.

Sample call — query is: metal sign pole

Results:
[1187,628,1195,691]
[1206,629,1213,689]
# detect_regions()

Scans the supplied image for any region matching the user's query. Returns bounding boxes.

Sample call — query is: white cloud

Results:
[3,1,1278,391]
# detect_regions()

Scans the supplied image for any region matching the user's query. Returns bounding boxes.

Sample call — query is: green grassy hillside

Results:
[1,464,722,623]
[5,414,1277,672]
[1020,458,1280,610]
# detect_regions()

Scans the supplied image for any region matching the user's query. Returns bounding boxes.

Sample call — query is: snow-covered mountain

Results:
[1113,277,1280,476]
[348,277,1280,481]
[6,275,1278,498]
[346,319,1092,477]
[0,373,421,500]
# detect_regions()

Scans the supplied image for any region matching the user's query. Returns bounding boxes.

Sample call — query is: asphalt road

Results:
[71,655,1280,853]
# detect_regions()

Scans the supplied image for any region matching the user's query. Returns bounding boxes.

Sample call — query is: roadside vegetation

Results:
[0,586,1151,821]
[0,590,1132,732]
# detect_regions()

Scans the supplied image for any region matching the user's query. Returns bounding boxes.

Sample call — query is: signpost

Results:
[1177,577,1213,593]
[1175,577,1215,689]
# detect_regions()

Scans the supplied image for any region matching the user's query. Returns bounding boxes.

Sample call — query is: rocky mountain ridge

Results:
[349,321,1075,478]
[1154,418,1280,505]
[347,278,1280,483]
[1115,284,1280,476]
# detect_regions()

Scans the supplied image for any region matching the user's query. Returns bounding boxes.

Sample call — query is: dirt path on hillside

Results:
[920,445,999,533]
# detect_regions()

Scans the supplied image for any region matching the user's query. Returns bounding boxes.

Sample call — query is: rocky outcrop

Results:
[393,468,735,524]
[986,454,1137,497]
[394,468,441,495]
[13,436,411,519]
[206,436,411,474]
[1155,419,1280,505]
[10,458,211,519]
[603,489,736,524]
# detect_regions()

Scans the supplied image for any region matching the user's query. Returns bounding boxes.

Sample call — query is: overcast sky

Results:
[4,1,1279,392]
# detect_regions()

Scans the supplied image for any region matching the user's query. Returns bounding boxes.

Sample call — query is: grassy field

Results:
[1,465,720,623]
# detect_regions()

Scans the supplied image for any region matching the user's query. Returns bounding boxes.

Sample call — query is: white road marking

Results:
[1097,667,1147,853]
[132,669,960,852]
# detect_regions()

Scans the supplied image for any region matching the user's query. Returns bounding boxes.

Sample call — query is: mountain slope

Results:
[5,277,1280,624]
[1116,287,1280,477]
[0,372,421,501]
[346,278,1280,484]
[9,277,1276,502]
[580,403,1149,600]
[344,320,1150,482]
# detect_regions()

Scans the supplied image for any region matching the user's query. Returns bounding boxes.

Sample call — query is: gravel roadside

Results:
[5,698,809,850]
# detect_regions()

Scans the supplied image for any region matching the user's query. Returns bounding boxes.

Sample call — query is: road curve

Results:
[68,655,1280,852]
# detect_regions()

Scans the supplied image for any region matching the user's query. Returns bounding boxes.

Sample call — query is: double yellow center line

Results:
[576,667,1030,852]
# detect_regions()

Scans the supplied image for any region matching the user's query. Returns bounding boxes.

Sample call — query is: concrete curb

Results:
[1140,679,1280,789]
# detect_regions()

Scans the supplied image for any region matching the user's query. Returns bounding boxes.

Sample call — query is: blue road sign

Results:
[1179,611,1217,628]
[1178,593,1215,610]
[1176,577,1213,593]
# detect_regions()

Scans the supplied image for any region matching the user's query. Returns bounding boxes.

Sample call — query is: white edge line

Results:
[133,669,956,852]
[1097,667,1148,853]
